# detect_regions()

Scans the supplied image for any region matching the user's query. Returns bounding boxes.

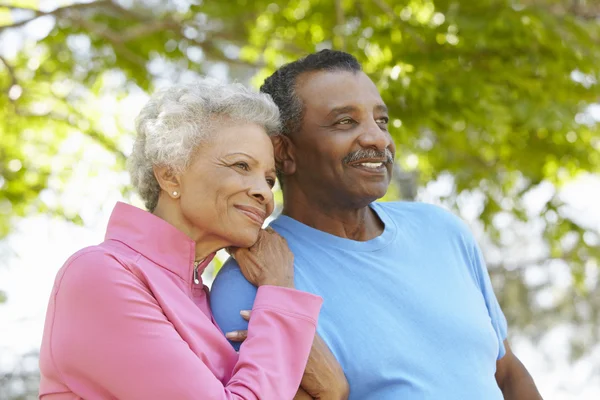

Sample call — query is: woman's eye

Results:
[266,178,276,188]
[338,118,354,125]
[234,162,250,171]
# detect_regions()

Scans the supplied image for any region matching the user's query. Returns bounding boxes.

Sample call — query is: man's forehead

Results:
[295,70,384,112]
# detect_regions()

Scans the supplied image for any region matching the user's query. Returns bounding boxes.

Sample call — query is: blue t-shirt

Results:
[210,201,507,399]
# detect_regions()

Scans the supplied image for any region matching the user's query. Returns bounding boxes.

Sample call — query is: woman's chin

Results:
[229,231,261,249]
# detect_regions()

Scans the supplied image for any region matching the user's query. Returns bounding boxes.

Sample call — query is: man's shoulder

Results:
[212,257,254,287]
[376,200,459,220]
[376,201,472,235]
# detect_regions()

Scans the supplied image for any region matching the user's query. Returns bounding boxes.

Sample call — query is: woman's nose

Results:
[249,179,273,205]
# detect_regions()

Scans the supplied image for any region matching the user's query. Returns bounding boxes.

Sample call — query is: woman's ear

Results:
[272,135,296,176]
[153,165,182,199]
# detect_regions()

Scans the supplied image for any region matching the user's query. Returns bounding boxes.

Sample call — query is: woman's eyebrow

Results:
[226,152,276,173]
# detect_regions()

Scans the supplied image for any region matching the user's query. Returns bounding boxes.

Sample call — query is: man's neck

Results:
[281,185,384,241]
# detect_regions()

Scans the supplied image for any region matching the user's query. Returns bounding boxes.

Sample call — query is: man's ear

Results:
[153,165,182,199]
[272,135,296,176]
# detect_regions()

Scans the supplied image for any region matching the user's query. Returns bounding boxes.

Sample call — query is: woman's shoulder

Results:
[54,242,138,297]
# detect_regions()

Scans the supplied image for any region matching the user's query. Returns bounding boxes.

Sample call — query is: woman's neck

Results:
[152,198,223,261]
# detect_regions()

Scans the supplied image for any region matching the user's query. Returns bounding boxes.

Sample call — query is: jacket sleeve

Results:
[43,250,322,400]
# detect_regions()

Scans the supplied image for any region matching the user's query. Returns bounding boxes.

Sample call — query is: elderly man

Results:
[210,50,543,400]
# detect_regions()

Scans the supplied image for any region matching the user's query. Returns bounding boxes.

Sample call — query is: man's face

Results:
[289,70,395,207]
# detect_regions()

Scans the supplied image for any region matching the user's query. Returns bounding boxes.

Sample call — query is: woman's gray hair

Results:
[128,79,281,211]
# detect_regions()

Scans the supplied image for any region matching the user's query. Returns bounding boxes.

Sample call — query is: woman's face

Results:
[177,121,277,249]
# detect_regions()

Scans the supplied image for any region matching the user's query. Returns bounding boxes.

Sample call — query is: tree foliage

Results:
[0,0,599,360]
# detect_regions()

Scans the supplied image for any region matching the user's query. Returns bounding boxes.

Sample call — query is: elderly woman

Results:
[38,80,323,399]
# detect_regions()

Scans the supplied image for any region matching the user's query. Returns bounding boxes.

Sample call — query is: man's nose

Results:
[357,119,393,152]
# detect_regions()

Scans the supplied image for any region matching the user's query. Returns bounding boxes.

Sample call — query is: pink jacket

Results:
[39,202,322,399]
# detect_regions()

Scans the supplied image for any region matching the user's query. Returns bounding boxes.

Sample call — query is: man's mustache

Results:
[343,148,394,165]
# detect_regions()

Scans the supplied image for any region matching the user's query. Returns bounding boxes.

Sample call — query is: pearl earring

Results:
[172,191,178,197]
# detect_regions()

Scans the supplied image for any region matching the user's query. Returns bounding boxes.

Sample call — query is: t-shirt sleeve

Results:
[210,257,259,351]
[468,237,509,360]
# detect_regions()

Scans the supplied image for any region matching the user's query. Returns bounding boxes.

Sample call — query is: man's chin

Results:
[351,184,390,203]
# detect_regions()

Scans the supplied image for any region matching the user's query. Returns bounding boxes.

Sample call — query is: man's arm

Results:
[495,340,543,400]
[230,319,349,400]
[225,313,350,400]
[294,388,314,400]
[212,259,348,400]
[294,334,349,400]
[449,214,542,399]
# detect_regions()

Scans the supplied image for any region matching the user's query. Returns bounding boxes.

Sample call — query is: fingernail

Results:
[225,332,238,339]
[240,310,251,318]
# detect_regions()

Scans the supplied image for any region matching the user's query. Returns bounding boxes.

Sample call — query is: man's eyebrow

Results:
[327,105,357,117]
[375,104,388,114]
[327,104,388,117]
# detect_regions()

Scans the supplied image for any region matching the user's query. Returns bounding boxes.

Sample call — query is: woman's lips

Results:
[234,205,266,226]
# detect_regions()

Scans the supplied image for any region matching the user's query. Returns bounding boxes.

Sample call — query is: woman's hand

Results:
[226,312,349,400]
[225,310,251,342]
[228,227,295,288]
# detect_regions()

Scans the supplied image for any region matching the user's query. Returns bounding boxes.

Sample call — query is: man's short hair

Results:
[260,49,362,136]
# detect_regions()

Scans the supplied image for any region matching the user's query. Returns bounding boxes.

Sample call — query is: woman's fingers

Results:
[225,311,251,341]
[225,246,238,260]
[240,310,251,321]
[225,330,248,342]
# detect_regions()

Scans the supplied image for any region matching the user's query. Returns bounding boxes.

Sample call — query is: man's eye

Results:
[338,118,354,125]
[376,117,389,124]
[234,162,250,171]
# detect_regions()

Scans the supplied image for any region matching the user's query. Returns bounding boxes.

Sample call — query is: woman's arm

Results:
[229,314,349,400]
[44,250,321,399]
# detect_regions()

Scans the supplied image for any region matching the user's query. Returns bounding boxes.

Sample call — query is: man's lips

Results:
[347,159,389,171]
[234,205,267,226]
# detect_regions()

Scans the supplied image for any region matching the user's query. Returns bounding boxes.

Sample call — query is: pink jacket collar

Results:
[105,202,214,284]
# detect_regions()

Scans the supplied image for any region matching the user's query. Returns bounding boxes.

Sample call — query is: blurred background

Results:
[0,0,599,398]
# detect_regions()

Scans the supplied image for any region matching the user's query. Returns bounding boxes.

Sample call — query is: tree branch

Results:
[120,20,181,42]
[2,1,261,70]
[370,0,393,18]
[15,108,126,162]
[68,14,147,67]
[0,0,111,31]
[487,248,580,272]
[334,0,346,51]
[370,0,427,49]
[522,0,600,21]
[0,55,16,90]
